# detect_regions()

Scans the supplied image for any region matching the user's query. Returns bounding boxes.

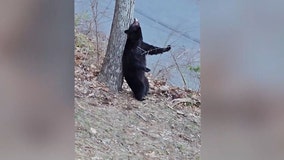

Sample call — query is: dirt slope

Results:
[75,48,201,160]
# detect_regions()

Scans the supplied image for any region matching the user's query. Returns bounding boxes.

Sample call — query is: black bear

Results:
[122,18,171,101]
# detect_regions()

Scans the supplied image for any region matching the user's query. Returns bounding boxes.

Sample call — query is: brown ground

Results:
[75,47,201,160]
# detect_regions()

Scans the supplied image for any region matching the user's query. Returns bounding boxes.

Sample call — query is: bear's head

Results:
[124,18,143,41]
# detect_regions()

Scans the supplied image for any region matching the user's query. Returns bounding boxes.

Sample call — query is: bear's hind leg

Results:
[144,77,149,96]
[132,80,147,101]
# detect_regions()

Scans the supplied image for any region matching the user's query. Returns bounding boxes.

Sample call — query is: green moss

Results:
[188,65,200,73]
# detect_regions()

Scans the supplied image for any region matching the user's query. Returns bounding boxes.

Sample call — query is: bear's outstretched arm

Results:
[141,42,171,55]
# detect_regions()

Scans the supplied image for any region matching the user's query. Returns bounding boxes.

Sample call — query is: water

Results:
[75,0,200,90]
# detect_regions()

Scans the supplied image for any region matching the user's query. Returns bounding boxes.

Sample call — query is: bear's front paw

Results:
[145,67,151,72]
[165,45,171,51]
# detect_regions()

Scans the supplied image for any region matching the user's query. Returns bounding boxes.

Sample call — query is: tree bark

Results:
[97,0,135,92]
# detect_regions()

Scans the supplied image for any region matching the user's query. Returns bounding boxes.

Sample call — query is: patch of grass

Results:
[75,32,95,53]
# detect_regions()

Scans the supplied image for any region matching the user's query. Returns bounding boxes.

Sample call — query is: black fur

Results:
[122,18,171,101]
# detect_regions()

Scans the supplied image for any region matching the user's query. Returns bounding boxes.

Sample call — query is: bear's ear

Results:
[124,30,129,34]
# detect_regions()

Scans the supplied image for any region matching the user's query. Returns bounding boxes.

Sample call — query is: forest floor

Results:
[74,40,201,159]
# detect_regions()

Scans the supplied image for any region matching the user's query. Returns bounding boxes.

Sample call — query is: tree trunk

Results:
[97,0,135,91]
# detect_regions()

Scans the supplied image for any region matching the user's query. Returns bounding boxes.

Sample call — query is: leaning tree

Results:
[97,0,135,91]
